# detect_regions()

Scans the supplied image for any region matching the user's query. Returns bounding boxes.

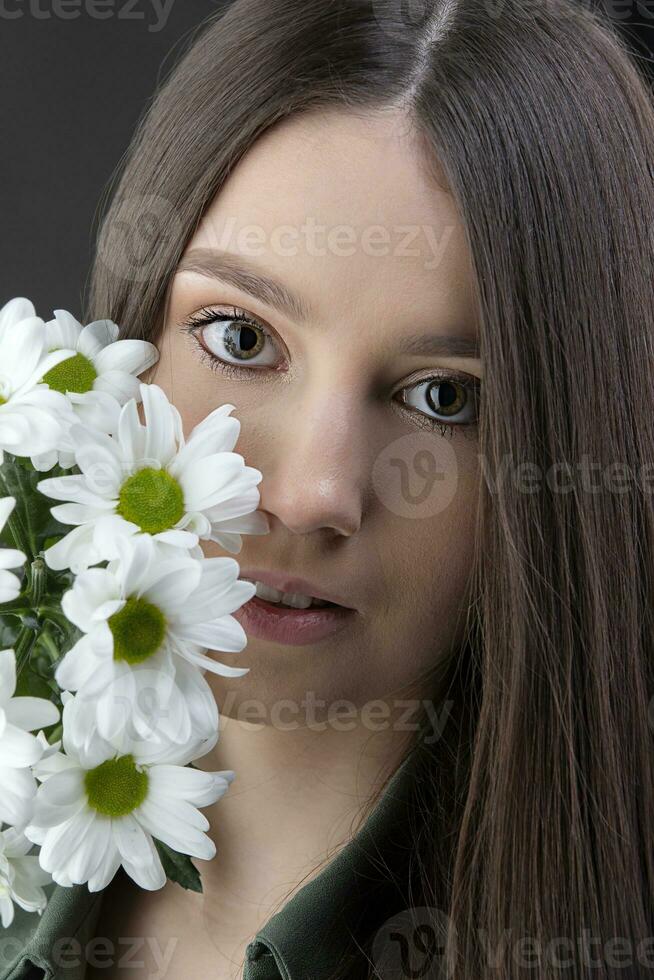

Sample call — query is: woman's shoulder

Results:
[0,883,103,980]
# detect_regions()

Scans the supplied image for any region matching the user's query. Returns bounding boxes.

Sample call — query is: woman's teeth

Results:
[246,579,332,609]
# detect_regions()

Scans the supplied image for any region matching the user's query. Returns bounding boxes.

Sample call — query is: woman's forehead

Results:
[178,108,478,340]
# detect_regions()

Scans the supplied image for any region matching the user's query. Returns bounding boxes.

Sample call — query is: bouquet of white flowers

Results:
[0,297,269,927]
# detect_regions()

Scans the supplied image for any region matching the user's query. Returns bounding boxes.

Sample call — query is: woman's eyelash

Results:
[181,306,481,437]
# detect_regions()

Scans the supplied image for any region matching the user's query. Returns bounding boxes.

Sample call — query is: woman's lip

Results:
[238,568,355,610]
[233,594,356,646]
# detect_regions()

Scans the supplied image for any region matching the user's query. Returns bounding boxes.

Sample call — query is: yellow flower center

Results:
[116,467,185,534]
[43,352,97,394]
[84,754,148,817]
[109,597,167,664]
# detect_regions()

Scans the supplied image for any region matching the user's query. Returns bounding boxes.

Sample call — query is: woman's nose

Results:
[257,387,368,538]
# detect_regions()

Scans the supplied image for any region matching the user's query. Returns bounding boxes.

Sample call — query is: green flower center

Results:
[109,596,167,664]
[84,754,148,817]
[0,396,6,406]
[43,352,97,394]
[116,467,185,534]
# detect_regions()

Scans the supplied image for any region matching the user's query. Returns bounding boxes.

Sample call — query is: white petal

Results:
[94,371,140,404]
[62,567,120,632]
[142,385,180,465]
[0,317,48,385]
[169,414,240,477]
[44,310,83,350]
[152,529,199,550]
[54,633,108,691]
[68,390,122,435]
[0,297,36,334]
[0,548,27,571]
[0,401,65,457]
[0,766,36,827]
[141,559,201,611]
[173,614,248,653]
[0,895,15,927]
[50,502,113,526]
[148,765,232,807]
[0,571,22,603]
[0,496,16,529]
[112,813,155,868]
[0,723,45,767]
[174,642,250,678]
[0,649,17,703]
[87,843,122,892]
[135,798,215,860]
[178,453,243,513]
[93,340,159,379]
[38,808,94,874]
[78,320,120,358]
[43,523,100,573]
[116,399,146,469]
[5,697,59,732]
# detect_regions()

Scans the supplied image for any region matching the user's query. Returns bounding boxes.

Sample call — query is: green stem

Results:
[0,599,31,616]
[13,463,38,556]
[0,464,33,559]
[14,625,36,673]
[37,606,73,635]
[38,629,61,664]
[29,556,47,605]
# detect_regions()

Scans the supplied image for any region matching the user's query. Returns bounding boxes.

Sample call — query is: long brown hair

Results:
[85,0,654,975]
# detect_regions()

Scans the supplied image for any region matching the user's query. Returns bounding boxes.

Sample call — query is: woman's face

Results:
[154,106,481,719]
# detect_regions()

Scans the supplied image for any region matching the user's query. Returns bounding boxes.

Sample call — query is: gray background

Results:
[0,0,651,320]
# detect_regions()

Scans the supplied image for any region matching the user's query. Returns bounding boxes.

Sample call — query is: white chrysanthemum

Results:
[0,650,60,829]
[0,824,51,927]
[0,298,76,467]
[24,696,234,892]
[54,534,253,744]
[0,499,26,603]
[38,383,269,573]
[32,310,160,470]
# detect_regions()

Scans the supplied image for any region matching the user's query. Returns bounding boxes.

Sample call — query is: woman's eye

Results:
[184,308,280,369]
[399,376,480,427]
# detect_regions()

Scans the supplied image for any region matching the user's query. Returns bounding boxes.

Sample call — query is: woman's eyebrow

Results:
[176,247,313,323]
[177,246,480,359]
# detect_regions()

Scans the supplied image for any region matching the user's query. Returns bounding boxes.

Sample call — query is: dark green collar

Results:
[0,747,419,980]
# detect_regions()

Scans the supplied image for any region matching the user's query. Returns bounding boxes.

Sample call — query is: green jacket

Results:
[0,747,419,980]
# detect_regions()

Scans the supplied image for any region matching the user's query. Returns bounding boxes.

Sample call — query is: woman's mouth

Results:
[234,575,357,646]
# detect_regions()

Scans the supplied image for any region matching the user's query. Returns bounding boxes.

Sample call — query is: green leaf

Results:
[154,841,203,892]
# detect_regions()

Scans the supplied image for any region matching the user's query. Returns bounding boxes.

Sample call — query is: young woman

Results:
[3,0,654,977]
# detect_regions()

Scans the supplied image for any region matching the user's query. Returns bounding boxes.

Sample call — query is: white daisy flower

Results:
[54,533,254,744]
[32,310,160,470]
[38,382,269,573]
[0,297,76,467]
[0,498,26,603]
[0,824,51,927]
[24,699,235,892]
[0,650,60,829]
